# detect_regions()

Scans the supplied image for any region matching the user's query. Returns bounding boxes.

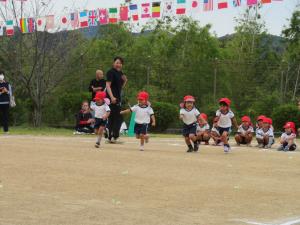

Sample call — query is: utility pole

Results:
[213,58,218,101]
[80,53,84,94]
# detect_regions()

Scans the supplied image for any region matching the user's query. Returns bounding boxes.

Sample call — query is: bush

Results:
[271,104,300,131]
[151,102,178,131]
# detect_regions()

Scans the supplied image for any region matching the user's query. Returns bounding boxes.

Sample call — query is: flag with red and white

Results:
[247,0,258,5]
[203,0,213,11]
[60,15,69,30]
[88,10,98,26]
[176,0,186,15]
[36,17,46,31]
[99,8,108,25]
[163,1,173,17]
[5,20,14,36]
[129,4,139,21]
[70,12,79,29]
[232,0,241,7]
[191,0,201,12]
[79,11,89,28]
[260,0,271,3]
[141,3,151,18]
[218,0,228,9]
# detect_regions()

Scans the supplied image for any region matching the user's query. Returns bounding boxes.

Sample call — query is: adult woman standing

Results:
[106,57,127,143]
[0,71,12,133]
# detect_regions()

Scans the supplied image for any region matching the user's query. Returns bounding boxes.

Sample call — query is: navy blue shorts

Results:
[134,123,149,135]
[94,118,107,129]
[182,123,197,137]
[217,127,231,136]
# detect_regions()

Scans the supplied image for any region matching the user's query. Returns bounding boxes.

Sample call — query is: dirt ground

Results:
[1,135,300,225]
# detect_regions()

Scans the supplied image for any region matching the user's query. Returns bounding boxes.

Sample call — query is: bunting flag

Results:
[70,12,79,29]
[109,8,118,23]
[176,0,186,15]
[79,11,89,28]
[232,0,241,7]
[0,21,4,36]
[247,0,258,5]
[36,17,46,31]
[88,10,98,26]
[99,8,108,24]
[27,18,35,33]
[152,2,161,18]
[120,6,129,21]
[60,15,69,30]
[163,1,173,17]
[46,15,55,31]
[203,0,213,11]
[0,0,7,3]
[218,0,228,9]
[191,0,201,12]
[20,18,28,33]
[261,0,271,3]
[129,4,139,21]
[141,3,151,18]
[6,20,14,36]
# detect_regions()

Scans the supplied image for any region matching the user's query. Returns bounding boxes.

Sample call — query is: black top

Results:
[76,110,93,127]
[106,68,124,103]
[0,82,10,104]
[89,79,106,99]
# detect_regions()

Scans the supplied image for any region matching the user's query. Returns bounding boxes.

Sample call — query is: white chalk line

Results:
[231,218,300,225]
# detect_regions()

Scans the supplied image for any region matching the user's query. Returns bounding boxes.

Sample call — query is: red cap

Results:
[94,91,106,101]
[257,115,266,121]
[137,91,149,101]
[284,122,296,133]
[200,113,208,120]
[184,95,195,102]
[262,117,272,125]
[219,98,231,106]
[241,116,251,123]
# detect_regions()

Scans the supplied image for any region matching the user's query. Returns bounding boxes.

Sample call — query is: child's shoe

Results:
[277,145,284,151]
[95,142,100,148]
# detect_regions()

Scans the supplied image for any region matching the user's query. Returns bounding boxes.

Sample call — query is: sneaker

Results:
[224,145,230,153]
[187,147,193,153]
[258,143,264,148]
[193,143,199,152]
[284,145,289,152]
[95,142,100,148]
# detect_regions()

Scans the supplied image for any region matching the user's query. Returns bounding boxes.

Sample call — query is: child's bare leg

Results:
[257,138,264,147]
[203,132,210,145]
[245,134,252,145]
[140,134,145,151]
[263,136,269,148]
[185,136,193,152]
[222,132,229,145]
[145,134,149,143]
[235,134,241,145]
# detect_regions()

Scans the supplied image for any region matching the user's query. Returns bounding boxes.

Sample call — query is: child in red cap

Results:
[278,122,297,151]
[235,116,254,146]
[196,113,210,145]
[180,95,207,152]
[255,117,274,149]
[215,98,238,153]
[211,117,222,146]
[121,91,155,151]
[90,91,111,148]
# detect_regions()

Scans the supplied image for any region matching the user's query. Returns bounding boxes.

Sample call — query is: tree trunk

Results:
[32,102,42,127]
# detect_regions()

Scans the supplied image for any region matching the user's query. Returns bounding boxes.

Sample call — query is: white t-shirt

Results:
[237,125,254,135]
[197,123,210,132]
[281,132,296,142]
[216,110,234,128]
[131,104,154,124]
[180,108,200,125]
[256,128,274,139]
[91,103,110,119]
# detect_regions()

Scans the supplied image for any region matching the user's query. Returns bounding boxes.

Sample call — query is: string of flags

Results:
[0,0,283,37]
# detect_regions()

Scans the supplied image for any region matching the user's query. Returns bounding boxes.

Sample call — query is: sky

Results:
[1,0,299,37]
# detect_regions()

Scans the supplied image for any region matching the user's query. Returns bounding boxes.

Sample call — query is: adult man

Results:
[89,70,106,100]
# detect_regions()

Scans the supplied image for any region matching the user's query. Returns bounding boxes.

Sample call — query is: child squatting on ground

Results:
[256,117,274,149]
[215,98,238,153]
[179,95,207,153]
[90,91,111,148]
[196,113,210,145]
[235,116,254,146]
[278,122,297,151]
[121,91,156,151]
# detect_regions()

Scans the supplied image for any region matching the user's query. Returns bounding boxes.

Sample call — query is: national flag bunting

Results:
[6,20,14,36]
[109,8,118,23]
[36,17,46,31]
[247,0,258,5]
[89,10,98,26]
[129,4,139,21]
[176,0,186,15]
[70,12,79,29]
[46,15,54,31]
[120,6,129,21]
[152,2,161,18]
[203,0,213,11]
[218,0,228,9]
[79,11,89,28]
[163,1,173,17]
[232,0,241,7]
[191,0,201,11]
[261,0,271,3]
[99,8,108,24]
[141,3,151,18]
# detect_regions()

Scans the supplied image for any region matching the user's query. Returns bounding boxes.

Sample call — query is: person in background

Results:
[256,117,274,149]
[278,122,297,151]
[0,71,12,134]
[89,70,106,101]
[196,113,210,145]
[75,101,94,134]
[235,116,254,146]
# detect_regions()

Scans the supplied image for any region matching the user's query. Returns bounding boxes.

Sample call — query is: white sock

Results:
[97,136,102,143]
[140,144,144,150]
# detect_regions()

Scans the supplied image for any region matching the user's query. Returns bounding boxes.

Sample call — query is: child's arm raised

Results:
[120,109,131,115]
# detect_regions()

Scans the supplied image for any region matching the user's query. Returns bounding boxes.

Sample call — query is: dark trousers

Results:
[0,104,9,132]
[107,103,122,140]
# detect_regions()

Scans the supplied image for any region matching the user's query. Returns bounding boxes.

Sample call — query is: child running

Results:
[180,95,206,153]
[278,122,297,151]
[121,91,155,151]
[196,113,210,145]
[215,98,238,153]
[90,91,111,148]
[256,117,274,149]
[235,116,254,146]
